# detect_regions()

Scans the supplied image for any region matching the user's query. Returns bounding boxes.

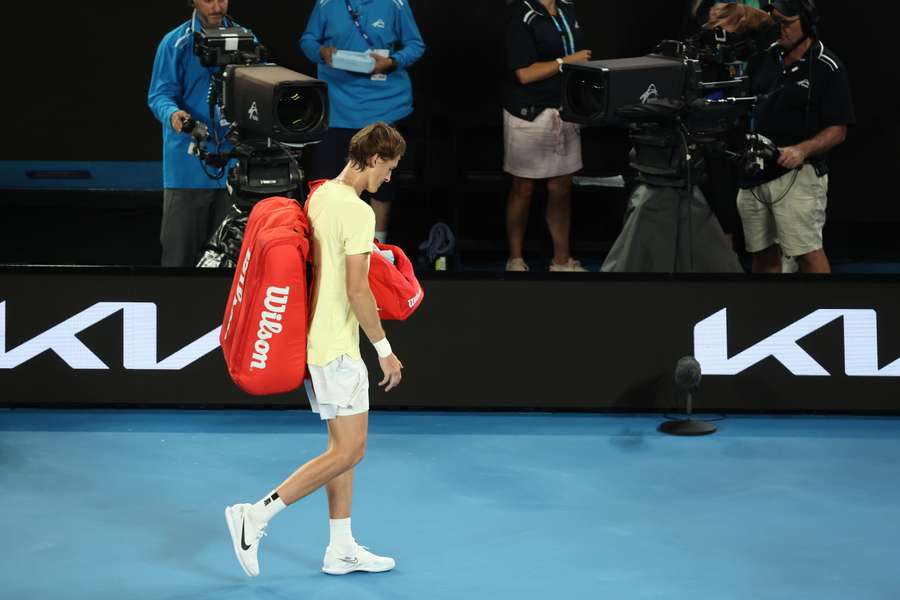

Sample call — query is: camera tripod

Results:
[196,141,307,268]
[600,101,746,273]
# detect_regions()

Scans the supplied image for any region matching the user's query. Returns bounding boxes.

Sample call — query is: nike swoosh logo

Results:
[241,521,252,551]
[339,556,359,565]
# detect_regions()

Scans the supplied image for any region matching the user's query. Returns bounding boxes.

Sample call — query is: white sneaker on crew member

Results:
[549,257,589,272]
[322,543,396,575]
[505,257,530,272]
[225,503,267,577]
[782,254,799,273]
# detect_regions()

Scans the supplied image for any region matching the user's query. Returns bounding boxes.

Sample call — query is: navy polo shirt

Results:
[504,0,585,121]
[740,40,855,187]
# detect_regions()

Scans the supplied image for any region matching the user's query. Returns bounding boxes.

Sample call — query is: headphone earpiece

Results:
[798,0,820,38]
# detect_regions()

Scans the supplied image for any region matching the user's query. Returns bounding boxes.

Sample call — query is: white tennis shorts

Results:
[304,354,370,420]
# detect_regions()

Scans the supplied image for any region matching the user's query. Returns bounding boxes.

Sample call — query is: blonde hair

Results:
[704,3,774,33]
[347,122,407,170]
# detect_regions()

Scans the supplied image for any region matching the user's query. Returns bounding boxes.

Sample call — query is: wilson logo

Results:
[407,288,422,308]
[249,286,290,370]
[223,248,252,341]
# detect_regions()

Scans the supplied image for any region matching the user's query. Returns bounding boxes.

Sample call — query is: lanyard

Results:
[549,10,575,56]
[345,0,375,49]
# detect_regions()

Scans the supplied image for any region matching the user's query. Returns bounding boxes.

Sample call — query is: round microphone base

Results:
[658,419,717,436]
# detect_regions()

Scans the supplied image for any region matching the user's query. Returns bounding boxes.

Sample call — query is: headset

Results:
[183,0,233,179]
[778,0,820,139]
[770,0,819,39]
[795,0,820,39]
[749,0,823,209]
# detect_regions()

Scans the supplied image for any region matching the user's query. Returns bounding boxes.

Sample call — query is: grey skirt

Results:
[503,108,582,179]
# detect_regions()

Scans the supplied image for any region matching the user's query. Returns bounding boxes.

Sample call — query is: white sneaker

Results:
[782,254,799,273]
[322,543,396,575]
[549,258,589,272]
[225,503,267,577]
[505,258,529,272]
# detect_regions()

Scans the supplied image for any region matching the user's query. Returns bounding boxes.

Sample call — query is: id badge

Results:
[371,49,389,81]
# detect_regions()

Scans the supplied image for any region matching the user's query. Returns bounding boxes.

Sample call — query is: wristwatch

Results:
[556,57,565,72]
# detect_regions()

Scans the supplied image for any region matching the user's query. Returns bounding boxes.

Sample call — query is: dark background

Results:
[0,1,896,265]
[3,268,900,412]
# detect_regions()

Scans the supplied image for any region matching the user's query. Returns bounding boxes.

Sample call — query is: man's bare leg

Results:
[797,248,831,273]
[276,411,368,505]
[321,419,360,556]
[324,417,358,519]
[751,244,782,273]
[325,468,354,518]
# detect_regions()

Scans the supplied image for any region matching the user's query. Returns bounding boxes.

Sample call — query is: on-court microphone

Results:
[674,356,702,390]
[660,356,716,436]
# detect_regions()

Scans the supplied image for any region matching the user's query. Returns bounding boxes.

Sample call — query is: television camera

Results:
[184,21,329,267]
[557,16,782,272]
[560,23,783,184]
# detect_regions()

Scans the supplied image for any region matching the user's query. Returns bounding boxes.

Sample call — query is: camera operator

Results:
[147,0,238,267]
[736,0,855,274]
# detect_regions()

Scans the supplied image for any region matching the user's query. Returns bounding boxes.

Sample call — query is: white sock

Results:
[374,231,388,243]
[248,490,286,526]
[329,518,356,552]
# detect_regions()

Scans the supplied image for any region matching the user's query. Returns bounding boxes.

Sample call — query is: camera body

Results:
[560,25,781,182]
[222,65,328,146]
[560,55,689,128]
[560,26,778,129]
[192,26,330,147]
[188,23,330,200]
[193,25,265,67]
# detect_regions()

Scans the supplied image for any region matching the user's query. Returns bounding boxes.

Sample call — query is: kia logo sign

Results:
[0,301,219,370]
[6,301,900,377]
[694,308,900,377]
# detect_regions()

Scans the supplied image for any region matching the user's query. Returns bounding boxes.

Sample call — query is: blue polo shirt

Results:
[148,15,236,189]
[299,0,426,129]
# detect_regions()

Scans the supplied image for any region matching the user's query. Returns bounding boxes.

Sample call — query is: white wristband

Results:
[373,337,392,358]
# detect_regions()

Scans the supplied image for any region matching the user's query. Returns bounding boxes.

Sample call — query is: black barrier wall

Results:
[3,268,900,412]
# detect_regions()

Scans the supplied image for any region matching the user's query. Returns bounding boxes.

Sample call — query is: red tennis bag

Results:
[370,242,425,320]
[305,179,425,321]
[220,197,311,396]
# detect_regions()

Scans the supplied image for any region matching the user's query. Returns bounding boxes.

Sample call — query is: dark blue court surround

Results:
[0,161,163,191]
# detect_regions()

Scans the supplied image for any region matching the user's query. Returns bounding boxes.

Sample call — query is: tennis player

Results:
[226,122,406,577]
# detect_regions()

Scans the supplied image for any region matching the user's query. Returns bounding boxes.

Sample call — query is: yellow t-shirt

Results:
[306,180,376,366]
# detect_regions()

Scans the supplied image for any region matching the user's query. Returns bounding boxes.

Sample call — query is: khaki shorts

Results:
[304,354,369,421]
[736,164,828,257]
[503,108,582,179]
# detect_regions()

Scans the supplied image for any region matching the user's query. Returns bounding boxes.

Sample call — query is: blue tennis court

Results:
[2,409,899,599]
